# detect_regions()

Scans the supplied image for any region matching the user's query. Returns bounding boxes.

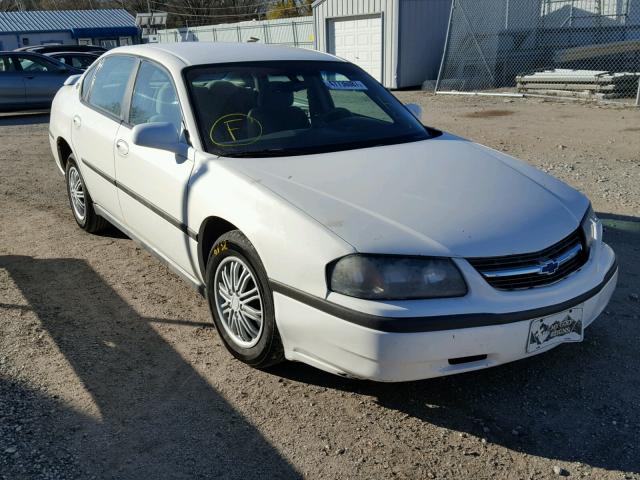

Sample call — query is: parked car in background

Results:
[0,52,82,111]
[14,44,106,54]
[45,51,101,71]
[48,43,617,382]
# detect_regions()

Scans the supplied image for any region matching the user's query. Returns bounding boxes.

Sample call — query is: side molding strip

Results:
[270,261,617,333]
[81,158,198,241]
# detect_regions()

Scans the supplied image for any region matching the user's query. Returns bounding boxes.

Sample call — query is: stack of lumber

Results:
[516,69,640,99]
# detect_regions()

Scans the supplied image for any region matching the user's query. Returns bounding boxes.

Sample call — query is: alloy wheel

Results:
[213,256,264,348]
[68,166,86,221]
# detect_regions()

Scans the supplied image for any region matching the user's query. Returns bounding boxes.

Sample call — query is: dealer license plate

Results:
[526,308,584,353]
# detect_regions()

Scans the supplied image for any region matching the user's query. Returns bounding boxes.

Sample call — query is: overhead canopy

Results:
[0,9,139,37]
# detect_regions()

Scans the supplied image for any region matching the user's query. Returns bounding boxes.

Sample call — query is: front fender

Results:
[187,152,355,298]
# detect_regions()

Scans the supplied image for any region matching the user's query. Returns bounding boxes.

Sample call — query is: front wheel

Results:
[205,230,284,368]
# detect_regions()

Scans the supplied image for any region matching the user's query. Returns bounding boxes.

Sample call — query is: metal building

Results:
[156,16,314,49]
[313,0,452,88]
[0,9,140,51]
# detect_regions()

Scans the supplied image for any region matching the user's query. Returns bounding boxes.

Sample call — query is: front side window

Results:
[87,55,136,117]
[16,55,59,72]
[185,61,431,157]
[129,60,182,133]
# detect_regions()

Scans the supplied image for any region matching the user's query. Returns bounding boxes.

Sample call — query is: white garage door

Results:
[328,15,383,82]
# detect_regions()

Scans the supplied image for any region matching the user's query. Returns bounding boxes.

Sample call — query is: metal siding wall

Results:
[0,34,18,50]
[397,0,452,87]
[157,16,313,48]
[313,0,398,87]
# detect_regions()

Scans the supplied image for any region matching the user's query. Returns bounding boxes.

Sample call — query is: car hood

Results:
[224,133,589,257]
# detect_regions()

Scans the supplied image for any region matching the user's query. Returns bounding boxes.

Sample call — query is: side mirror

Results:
[63,74,82,86]
[132,122,183,154]
[405,103,422,120]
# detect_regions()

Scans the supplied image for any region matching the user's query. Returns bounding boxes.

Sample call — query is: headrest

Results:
[208,80,238,98]
[262,81,294,109]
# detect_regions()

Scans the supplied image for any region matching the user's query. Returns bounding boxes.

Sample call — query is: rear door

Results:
[14,54,70,106]
[114,59,196,274]
[0,55,26,109]
[71,55,138,223]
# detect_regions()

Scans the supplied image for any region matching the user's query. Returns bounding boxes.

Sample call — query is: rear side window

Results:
[129,60,182,133]
[72,55,97,69]
[87,55,136,117]
[81,64,98,101]
[0,56,14,72]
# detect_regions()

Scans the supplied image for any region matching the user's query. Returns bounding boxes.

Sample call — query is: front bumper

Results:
[272,243,617,382]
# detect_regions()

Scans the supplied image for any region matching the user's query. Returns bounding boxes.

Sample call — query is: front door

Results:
[0,55,25,109]
[71,55,138,222]
[14,54,69,106]
[114,60,197,275]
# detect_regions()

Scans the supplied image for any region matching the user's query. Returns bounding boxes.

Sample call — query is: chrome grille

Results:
[467,229,588,290]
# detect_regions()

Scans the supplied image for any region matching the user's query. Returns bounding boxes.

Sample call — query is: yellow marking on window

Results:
[209,113,263,147]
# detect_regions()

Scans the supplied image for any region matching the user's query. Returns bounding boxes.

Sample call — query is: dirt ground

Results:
[1,94,639,480]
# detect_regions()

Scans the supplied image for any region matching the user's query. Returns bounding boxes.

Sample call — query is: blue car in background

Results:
[0,51,83,111]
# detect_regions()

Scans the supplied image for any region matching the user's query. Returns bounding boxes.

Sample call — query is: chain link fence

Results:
[156,16,314,49]
[435,0,640,104]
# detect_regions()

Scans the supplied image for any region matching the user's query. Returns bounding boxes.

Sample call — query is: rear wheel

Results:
[65,154,108,233]
[205,230,284,368]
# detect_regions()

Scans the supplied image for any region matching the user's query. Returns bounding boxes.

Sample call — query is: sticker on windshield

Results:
[324,80,368,91]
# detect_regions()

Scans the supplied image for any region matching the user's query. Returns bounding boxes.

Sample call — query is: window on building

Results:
[99,39,118,49]
[129,60,182,133]
[22,38,30,46]
[87,55,137,117]
[119,37,132,46]
[78,38,92,46]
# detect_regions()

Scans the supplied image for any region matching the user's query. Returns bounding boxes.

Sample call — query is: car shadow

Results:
[0,255,300,479]
[271,212,640,474]
[0,112,50,126]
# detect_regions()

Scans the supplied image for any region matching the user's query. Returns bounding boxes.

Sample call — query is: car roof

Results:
[46,51,100,56]
[17,45,106,53]
[106,42,343,70]
[1,50,48,57]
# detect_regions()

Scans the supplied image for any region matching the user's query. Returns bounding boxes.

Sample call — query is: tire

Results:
[65,154,108,233]
[205,230,284,368]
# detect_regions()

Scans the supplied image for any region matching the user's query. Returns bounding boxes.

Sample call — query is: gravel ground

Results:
[1,94,639,480]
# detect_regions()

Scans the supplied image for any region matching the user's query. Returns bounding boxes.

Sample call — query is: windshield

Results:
[184,61,432,157]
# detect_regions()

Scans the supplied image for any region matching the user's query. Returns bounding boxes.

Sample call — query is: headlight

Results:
[580,204,601,250]
[327,254,467,300]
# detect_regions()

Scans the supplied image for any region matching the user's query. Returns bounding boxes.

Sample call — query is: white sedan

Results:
[48,43,617,382]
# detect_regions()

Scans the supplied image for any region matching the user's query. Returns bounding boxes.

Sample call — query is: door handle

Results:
[116,139,129,156]
[25,75,34,79]
[72,115,81,128]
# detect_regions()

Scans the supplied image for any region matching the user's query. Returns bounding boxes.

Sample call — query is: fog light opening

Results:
[448,354,488,365]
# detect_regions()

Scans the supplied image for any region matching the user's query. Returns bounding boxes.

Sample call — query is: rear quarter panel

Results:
[49,83,79,174]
